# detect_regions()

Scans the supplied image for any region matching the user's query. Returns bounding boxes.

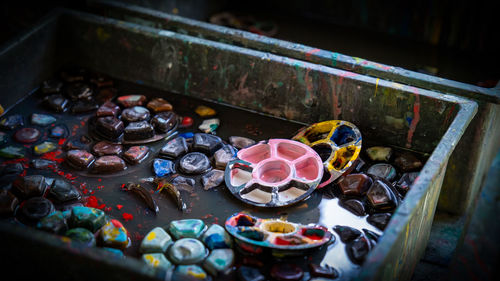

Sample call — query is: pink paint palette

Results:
[225,212,333,256]
[224,139,323,207]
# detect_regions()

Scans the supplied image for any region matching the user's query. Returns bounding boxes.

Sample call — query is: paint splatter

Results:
[122,212,133,222]
[305,48,321,59]
[406,95,421,148]
[330,76,341,119]
[85,195,106,209]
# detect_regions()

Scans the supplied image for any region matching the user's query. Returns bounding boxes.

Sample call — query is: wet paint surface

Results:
[0,74,428,280]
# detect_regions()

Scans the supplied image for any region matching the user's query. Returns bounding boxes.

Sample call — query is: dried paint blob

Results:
[198,118,220,133]
[31,113,56,126]
[50,125,67,138]
[0,146,25,159]
[180,116,193,128]
[178,152,211,175]
[33,141,57,155]
[195,105,216,117]
[124,121,155,141]
[66,149,95,170]
[117,95,146,107]
[14,128,41,143]
[147,98,173,113]
[121,106,150,122]
[96,101,121,117]
[92,141,123,156]
[92,155,127,173]
[123,146,150,164]
[0,114,24,130]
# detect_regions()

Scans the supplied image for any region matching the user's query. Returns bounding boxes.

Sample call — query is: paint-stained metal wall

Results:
[88,1,500,216]
[0,10,477,281]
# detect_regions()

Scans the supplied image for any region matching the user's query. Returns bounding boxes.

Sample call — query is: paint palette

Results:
[225,212,333,256]
[224,139,324,207]
[292,120,362,188]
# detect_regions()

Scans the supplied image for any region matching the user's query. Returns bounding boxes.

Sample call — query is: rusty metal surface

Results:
[0,9,478,281]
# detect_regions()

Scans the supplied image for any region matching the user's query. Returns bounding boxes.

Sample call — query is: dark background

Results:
[1,0,499,87]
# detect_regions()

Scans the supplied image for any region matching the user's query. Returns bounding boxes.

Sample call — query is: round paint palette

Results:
[225,212,333,256]
[224,139,324,207]
[292,120,362,188]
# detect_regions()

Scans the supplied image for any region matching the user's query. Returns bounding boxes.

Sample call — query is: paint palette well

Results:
[292,120,362,188]
[224,139,324,207]
[225,212,333,255]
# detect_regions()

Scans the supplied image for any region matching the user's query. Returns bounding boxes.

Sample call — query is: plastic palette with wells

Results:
[292,120,362,188]
[224,139,324,207]
[225,212,333,256]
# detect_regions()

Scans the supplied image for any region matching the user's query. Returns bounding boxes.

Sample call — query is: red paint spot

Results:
[98,178,102,182]
[111,219,124,228]
[58,138,66,146]
[85,195,98,207]
[85,195,106,209]
[181,116,193,127]
[301,228,325,240]
[305,48,321,59]
[274,237,294,245]
[406,94,421,148]
[41,150,64,163]
[116,204,123,210]
[212,65,218,70]
[122,212,133,222]
[1,158,29,168]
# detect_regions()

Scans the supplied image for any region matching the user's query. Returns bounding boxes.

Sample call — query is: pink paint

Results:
[230,73,251,99]
[304,68,314,106]
[305,48,320,59]
[330,76,341,119]
[234,139,323,189]
[406,95,421,148]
